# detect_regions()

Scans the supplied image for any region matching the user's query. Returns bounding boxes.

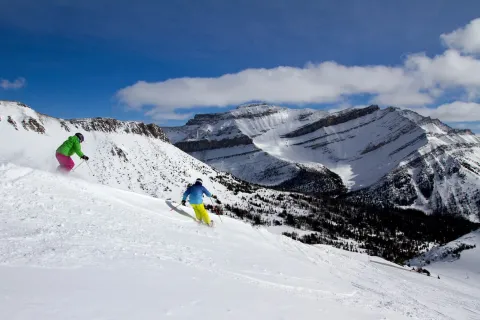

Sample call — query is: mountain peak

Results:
[184,103,285,126]
[235,102,271,110]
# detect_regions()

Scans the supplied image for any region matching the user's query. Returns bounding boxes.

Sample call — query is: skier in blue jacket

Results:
[182,178,216,226]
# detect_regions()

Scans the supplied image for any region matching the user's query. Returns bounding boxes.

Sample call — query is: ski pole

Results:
[71,160,85,172]
[170,202,183,211]
[85,161,95,176]
[210,197,223,223]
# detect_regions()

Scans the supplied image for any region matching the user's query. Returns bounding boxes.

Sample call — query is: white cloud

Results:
[371,90,433,106]
[0,77,26,90]
[117,63,419,120]
[413,102,480,122]
[145,108,193,123]
[441,18,480,54]
[116,18,480,121]
[117,63,414,108]
[405,50,480,91]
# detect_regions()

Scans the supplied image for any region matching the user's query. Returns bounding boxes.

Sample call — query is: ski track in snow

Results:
[1,163,480,319]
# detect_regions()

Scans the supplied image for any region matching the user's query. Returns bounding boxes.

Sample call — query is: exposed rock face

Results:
[68,118,169,142]
[360,123,421,155]
[185,103,280,125]
[275,165,347,195]
[348,142,480,221]
[282,105,380,138]
[7,116,18,130]
[175,135,253,152]
[185,113,232,126]
[111,146,128,162]
[22,117,46,134]
[60,121,71,132]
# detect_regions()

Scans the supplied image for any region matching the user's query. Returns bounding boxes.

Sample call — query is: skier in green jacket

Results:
[55,133,89,173]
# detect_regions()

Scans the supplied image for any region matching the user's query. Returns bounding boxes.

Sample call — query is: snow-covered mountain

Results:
[164,103,480,220]
[164,103,345,194]
[2,100,478,264]
[2,162,480,319]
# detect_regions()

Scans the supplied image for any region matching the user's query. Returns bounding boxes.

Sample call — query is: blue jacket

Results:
[182,182,212,204]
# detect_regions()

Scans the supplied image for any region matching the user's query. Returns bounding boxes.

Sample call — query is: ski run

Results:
[1,163,480,320]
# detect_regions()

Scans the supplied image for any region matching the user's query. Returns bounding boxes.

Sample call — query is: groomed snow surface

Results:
[1,163,480,319]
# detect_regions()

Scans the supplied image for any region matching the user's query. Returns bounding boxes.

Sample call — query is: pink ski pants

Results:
[56,152,75,172]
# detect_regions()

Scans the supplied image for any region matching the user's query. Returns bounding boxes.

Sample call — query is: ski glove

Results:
[81,155,89,161]
[181,200,186,206]
[212,194,218,199]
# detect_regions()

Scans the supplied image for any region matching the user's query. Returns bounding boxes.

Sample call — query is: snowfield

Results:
[409,229,480,284]
[1,163,480,319]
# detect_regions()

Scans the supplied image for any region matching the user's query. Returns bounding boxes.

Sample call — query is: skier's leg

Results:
[55,153,67,172]
[56,153,75,173]
[198,204,211,225]
[65,157,75,171]
[191,204,202,222]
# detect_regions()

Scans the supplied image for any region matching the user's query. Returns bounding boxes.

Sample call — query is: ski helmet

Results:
[75,132,84,143]
[195,178,203,184]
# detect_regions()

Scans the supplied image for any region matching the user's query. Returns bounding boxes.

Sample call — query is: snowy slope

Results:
[409,229,480,283]
[0,101,319,230]
[0,101,273,208]
[1,163,480,320]
[165,104,480,219]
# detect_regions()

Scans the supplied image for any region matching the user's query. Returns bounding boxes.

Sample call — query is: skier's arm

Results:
[182,187,192,201]
[72,137,85,158]
[202,186,212,197]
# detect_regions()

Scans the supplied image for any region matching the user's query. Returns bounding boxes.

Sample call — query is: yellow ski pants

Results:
[191,203,211,225]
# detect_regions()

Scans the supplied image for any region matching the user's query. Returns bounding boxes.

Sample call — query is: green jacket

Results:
[56,135,84,158]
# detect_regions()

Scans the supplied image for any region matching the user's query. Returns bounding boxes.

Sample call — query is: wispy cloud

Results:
[117,17,480,122]
[0,77,26,90]
[441,18,480,54]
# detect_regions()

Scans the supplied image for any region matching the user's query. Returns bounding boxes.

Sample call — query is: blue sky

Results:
[1,1,480,131]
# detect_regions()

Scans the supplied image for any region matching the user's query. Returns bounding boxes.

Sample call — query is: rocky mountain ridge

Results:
[165,103,345,193]
[164,103,480,221]
[2,101,170,142]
